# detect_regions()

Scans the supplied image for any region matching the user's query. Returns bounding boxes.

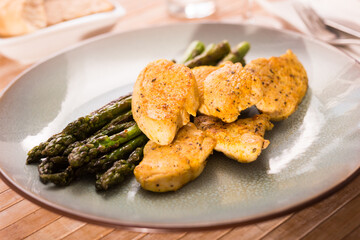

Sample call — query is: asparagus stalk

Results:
[184,40,231,68]
[86,134,148,173]
[39,166,74,186]
[68,123,141,168]
[92,110,133,136]
[38,156,68,175]
[42,133,77,158]
[64,95,132,140]
[95,147,144,191]
[26,140,54,164]
[180,40,206,64]
[95,121,135,139]
[61,121,135,159]
[62,112,133,157]
[27,95,132,164]
[220,41,250,64]
[62,141,84,157]
[240,58,246,67]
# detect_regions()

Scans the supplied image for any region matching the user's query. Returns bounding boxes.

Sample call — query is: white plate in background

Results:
[0,0,125,64]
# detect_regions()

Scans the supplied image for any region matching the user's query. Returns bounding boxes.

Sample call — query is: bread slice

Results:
[0,0,114,37]
[44,0,114,26]
[0,0,47,37]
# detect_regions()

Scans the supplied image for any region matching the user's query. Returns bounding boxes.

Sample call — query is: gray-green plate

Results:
[0,23,359,231]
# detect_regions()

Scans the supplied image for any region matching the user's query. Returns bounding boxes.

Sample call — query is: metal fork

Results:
[293,1,360,46]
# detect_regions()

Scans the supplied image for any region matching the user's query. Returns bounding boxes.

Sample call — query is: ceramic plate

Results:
[0,23,359,231]
[0,0,125,64]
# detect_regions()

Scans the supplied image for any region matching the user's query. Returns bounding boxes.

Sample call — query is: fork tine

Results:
[293,1,360,45]
[293,1,337,39]
[301,3,327,29]
[293,2,314,31]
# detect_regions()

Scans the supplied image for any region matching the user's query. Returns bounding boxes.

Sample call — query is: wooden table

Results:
[0,1,359,239]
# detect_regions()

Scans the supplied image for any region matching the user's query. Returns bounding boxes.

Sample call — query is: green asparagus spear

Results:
[240,58,246,67]
[86,134,148,173]
[93,111,133,137]
[64,95,132,140]
[38,156,68,175]
[95,147,144,191]
[219,41,250,65]
[42,133,77,158]
[38,112,135,179]
[27,95,132,163]
[180,40,206,63]
[62,141,83,157]
[38,160,53,175]
[184,40,231,68]
[127,147,144,165]
[39,166,74,186]
[61,112,133,157]
[62,122,135,158]
[68,123,141,168]
[26,136,57,164]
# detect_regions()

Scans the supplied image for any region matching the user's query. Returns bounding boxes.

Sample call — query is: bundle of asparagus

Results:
[180,40,250,67]
[26,39,251,191]
[27,95,148,190]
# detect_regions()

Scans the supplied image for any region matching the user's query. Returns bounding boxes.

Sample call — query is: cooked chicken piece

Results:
[195,114,273,163]
[0,0,47,37]
[245,50,308,121]
[132,59,199,145]
[134,123,216,192]
[199,62,263,123]
[192,65,219,107]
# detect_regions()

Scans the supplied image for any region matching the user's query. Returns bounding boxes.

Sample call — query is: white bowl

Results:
[0,0,125,64]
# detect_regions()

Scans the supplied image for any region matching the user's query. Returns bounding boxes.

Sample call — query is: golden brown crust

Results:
[132,59,199,145]
[134,123,216,192]
[200,62,263,123]
[135,59,197,120]
[192,65,219,106]
[195,114,273,163]
[245,50,308,121]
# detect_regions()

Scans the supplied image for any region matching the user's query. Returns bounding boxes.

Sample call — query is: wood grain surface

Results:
[0,0,359,239]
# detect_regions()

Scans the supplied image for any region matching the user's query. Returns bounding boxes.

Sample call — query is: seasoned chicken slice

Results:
[195,114,273,163]
[192,65,219,107]
[134,123,216,192]
[132,59,199,145]
[200,62,263,123]
[245,50,308,121]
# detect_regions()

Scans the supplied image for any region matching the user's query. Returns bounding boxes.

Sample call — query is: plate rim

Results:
[1,165,359,232]
[0,22,359,231]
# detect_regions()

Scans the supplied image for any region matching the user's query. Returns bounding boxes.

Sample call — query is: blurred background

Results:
[1,0,359,61]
